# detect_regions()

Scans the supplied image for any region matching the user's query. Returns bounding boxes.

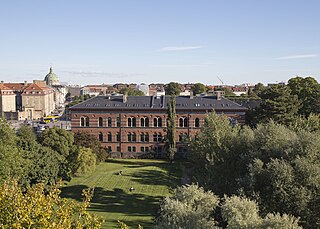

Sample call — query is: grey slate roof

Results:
[70,95,247,111]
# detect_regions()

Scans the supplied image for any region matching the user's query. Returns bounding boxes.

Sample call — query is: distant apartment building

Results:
[81,84,117,96]
[3,80,55,120]
[0,83,16,115]
[67,85,82,97]
[148,83,165,96]
[70,94,247,158]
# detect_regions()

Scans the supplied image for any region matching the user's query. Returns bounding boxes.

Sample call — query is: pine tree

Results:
[166,95,176,162]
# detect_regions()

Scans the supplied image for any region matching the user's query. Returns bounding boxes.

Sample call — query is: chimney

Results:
[123,92,128,103]
[190,91,194,99]
[216,91,223,100]
[24,81,28,86]
[0,81,3,84]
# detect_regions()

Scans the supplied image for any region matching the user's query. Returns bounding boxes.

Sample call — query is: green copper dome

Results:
[44,67,59,86]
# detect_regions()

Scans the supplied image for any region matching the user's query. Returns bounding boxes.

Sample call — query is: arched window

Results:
[128,117,136,127]
[98,117,103,127]
[179,117,188,127]
[108,117,112,127]
[107,132,112,142]
[80,116,89,127]
[86,116,89,127]
[116,116,121,127]
[154,117,162,127]
[195,118,200,128]
[116,132,121,142]
[140,133,149,142]
[140,132,145,142]
[81,117,85,127]
[141,117,149,127]
[127,132,136,142]
[98,132,103,142]
[179,118,184,127]
[184,117,188,127]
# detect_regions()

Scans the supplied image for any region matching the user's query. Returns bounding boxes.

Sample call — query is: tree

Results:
[191,115,320,228]
[0,179,102,228]
[248,83,266,98]
[192,83,207,95]
[154,184,302,229]
[190,112,241,194]
[40,127,75,180]
[214,87,236,97]
[154,184,219,229]
[165,82,181,96]
[0,119,28,183]
[74,131,109,163]
[119,88,145,96]
[16,125,66,187]
[166,95,176,162]
[40,127,74,157]
[74,147,97,176]
[252,84,300,125]
[288,76,320,117]
[221,195,302,229]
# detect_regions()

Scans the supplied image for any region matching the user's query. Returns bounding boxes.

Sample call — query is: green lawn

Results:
[62,159,183,229]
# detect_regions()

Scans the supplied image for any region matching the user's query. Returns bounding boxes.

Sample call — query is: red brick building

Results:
[70,95,247,158]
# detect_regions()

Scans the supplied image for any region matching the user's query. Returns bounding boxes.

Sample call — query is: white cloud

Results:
[159,46,203,51]
[275,54,318,60]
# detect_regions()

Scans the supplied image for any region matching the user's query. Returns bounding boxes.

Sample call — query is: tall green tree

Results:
[40,127,75,180]
[288,76,320,116]
[73,147,97,176]
[16,125,62,186]
[191,83,207,95]
[0,119,27,182]
[252,84,300,125]
[165,82,181,96]
[166,95,176,162]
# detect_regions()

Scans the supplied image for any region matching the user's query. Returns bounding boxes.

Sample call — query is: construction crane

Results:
[217,76,224,85]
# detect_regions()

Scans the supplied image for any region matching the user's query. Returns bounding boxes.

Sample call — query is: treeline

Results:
[154,76,320,228]
[153,111,320,228]
[247,76,320,125]
[0,120,108,187]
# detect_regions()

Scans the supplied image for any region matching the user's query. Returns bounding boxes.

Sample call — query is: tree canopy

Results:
[119,88,145,96]
[165,82,181,96]
[191,83,207,95]
[0,179,102,228]
[191,112,320,228]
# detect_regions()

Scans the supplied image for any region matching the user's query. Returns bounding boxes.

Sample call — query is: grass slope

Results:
[62,159,182,229]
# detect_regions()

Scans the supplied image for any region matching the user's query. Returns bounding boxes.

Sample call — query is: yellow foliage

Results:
[0,179,103,228]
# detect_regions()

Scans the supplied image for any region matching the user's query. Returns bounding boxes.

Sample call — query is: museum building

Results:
[70,94,247,157]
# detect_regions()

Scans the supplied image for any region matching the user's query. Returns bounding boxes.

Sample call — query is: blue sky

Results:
[0,0,319,85]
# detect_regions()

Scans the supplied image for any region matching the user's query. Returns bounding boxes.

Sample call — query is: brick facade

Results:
[70,95,247,157]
